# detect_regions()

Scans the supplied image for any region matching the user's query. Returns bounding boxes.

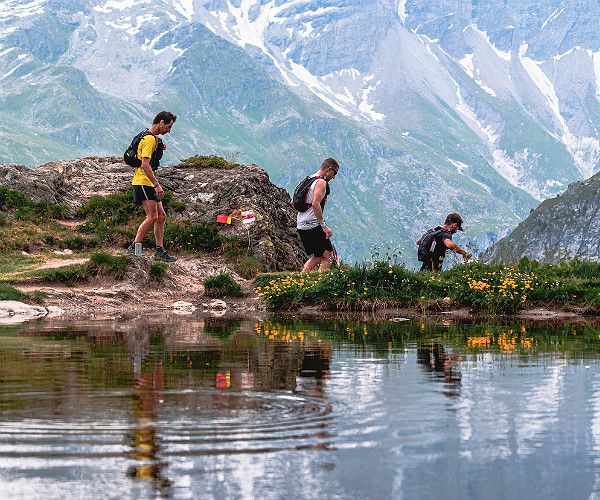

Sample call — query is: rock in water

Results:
[0,301,49,324]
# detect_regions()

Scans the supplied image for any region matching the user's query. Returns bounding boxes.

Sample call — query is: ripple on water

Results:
[0,388,356,464]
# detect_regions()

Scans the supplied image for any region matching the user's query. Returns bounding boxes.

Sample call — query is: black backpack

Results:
[417,227,445,262]
[292,175,329,212]
[123,130,164,170]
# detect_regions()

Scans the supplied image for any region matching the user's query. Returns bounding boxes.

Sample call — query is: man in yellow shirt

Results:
[126,111,177,262]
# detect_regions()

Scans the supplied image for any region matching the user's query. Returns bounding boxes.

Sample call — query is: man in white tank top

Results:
[296,158,339,271]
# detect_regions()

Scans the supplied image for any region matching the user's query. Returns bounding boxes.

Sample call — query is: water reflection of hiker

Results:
[125,111,177,262]
[416,343,461,396]
[128,357,172,492]
[416,213,472,271]
[296,343,332,399]
[293,158,340,272]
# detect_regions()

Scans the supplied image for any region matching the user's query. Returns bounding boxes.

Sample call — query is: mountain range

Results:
[482,170,600,264]
[2,0,599,262]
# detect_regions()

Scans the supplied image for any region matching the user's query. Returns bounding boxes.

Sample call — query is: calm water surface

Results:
[1,315,600,499]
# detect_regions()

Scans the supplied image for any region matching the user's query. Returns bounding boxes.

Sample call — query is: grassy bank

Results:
[254,260,600,313]
[0,179,263,285]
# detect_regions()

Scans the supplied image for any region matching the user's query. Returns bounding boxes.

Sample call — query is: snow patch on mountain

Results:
[397,0,407,22]
[459,53,496,96]
[454,88,498,144]
[553,46,579,62]
[94,0,146,13]
[172,0,194,21]
[459,53,474,77]
[519,43,560,117]
[449,158,468,173]
[449,158,491,194]
[288,60,352,117]
[0,0,46,22]
[541,6,565,30]
[492,149,534,197]
[0,47,15,57]
[359,75,384,121]
[519,43,599,177]
[467,24,511,61]
[592,50,600,101]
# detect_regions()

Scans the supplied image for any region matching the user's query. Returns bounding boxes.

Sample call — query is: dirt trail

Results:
[6,257,89,277]
[10,253,258,316]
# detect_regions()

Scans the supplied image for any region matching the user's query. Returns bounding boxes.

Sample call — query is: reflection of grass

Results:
[204,317,242,338]
[253,317,600,358]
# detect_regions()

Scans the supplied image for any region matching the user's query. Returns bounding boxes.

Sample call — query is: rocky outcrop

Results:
[0,157,306,271]
[482,172,600,264]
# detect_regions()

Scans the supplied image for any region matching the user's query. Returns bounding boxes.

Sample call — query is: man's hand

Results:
[463,251,472,262]
[155,185,164,199]
[322,226,333,239]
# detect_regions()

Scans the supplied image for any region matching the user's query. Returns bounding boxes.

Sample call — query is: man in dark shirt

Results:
[417,213,472,271]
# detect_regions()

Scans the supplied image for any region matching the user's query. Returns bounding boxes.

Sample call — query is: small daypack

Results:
[417,227,445,262]
[123,130,164,170]
[292,175,329,212]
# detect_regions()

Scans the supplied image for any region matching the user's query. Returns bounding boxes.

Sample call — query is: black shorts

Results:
[298,226,334,257]
[420,257,443,272]
[133,185,161,204]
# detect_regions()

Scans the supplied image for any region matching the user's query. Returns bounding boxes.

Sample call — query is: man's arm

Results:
[312,179,332,238]
[140,157,163,197]
[444,238,471,261]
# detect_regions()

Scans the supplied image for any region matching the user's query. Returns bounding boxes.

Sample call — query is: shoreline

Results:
[2,294,598,326]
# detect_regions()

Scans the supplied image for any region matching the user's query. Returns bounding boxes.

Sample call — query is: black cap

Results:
[445,213,463,231]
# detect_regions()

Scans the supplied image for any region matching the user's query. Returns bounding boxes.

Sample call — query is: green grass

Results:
[165,222,222,253]
[0,254,42,276]
[0,186,69,222]
[255,260,600,313]
[76,188,185,245]
[181,155,238,170]
[8,252,130,286]
[32,265,91,286]
[204,272,243,298]
[149,261,168,280]
[222,236,263,279]
[89,252,129,278]
[0,284,45,303]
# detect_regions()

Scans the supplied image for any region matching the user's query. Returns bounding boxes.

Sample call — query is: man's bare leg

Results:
[134,200,158,243]
[318,250,334,271]
[302,256,322,272]
[153,202,167,248]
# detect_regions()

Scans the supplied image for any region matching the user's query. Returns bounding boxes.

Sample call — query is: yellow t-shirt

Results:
[131,134,158,186]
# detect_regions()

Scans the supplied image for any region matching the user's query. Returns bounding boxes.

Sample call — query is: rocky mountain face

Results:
[2,1,600,260]
[0,157,305,271]
[482,172,600,264]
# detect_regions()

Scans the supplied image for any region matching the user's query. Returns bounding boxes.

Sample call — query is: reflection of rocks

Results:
[203,299,227,311]
[171,301,196,313]
[8,316,335,400]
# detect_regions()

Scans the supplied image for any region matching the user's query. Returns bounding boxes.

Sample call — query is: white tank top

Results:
[296,176,323,230]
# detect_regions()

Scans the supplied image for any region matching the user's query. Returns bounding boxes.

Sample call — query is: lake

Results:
[1,314,599,499]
